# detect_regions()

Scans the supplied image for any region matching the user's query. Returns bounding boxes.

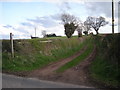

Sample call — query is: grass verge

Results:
[90,34,120,88]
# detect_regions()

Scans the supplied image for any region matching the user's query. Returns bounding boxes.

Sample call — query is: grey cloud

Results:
[26,15,61,28]
[3,25,15,30]
[58,1,71,13]
[21,22,35,27]
[50,14,61,21]
[85,2,118,18]
[3,25,12,28]
[4,24,30,34]
[62,2,71,10]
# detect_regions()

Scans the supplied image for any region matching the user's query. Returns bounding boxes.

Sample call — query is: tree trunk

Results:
[95,29,99,35]
[96,31,99,35]
[78,32,82,37]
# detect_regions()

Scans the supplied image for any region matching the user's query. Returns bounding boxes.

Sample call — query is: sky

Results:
[0,0,119,39]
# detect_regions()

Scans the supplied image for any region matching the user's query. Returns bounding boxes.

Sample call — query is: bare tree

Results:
[83,21,92,35]
[61,13,78,25]
[85,16,108,34]
[61,13,81,38]
[75,22,84,37]
[42,30,46,38]
[76,26,82,37]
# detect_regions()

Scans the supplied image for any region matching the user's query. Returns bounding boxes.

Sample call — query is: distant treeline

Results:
[46,33,61,37]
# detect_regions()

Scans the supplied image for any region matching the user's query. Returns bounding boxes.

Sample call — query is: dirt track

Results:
[26,45,96,87]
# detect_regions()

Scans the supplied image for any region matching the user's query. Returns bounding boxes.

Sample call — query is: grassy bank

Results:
[2,36,87,71]
[56,38,94,73]
[90,34,120,88]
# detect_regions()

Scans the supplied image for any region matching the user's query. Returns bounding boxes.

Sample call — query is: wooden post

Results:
[10,33,14,58]
[112,0,114,34]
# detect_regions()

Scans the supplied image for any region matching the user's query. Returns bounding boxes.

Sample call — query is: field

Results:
[2,36,87,71]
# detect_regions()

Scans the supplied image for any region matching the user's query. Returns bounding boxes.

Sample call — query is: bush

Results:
[46,33,56,37]
[90,34,120,87]
[83,31,88,35]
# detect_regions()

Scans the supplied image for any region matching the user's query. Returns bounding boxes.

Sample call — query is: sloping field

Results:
[2,36,87,71]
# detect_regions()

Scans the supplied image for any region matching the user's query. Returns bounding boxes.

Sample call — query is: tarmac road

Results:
[2,74,94,88]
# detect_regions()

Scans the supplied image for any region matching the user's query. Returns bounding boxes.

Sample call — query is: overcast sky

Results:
[0,0,119,39]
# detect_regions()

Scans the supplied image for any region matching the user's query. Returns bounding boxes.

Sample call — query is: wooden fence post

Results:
[10,33,14,58]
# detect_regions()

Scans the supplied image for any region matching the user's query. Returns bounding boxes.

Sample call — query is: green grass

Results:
[56,38,94,73]
[90,34,120,87]
[2,36,88,71]
[90,53,119,87]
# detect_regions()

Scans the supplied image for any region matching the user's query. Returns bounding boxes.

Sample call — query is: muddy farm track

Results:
[26,45,96,87]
